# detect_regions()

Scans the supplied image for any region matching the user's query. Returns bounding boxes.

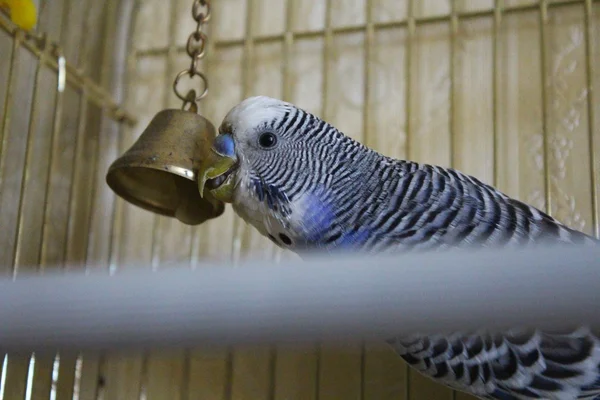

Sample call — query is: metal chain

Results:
[173,0,211,111]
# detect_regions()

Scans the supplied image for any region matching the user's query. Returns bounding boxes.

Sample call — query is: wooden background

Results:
[0,0,598,399]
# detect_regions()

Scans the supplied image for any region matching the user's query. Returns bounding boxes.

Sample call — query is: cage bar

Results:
[135,0,599,55]
[405,0,415,163]
[102,0,145,393]
[315,1,334,397]
[11,34,46,275]
[24,47,66,400]
[55,9,93,392]
[492,0,502,188]
[7,31,47,400]
[583,0,599,237]
[63,90,89,400]
[448,5,458,397]
[65,93,89,266]
[267,1,298,396]
[359,3,375,398]
[0,244,599,352]
[230,0,257,270]
[273,0,296,266]
[0,32,21,248]
[403,2,416,399]
[538,0,551,216]
[363,0,374,149]
[449,1,458,171]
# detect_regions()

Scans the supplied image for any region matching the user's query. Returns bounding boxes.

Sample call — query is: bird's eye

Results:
[258,132,277,149]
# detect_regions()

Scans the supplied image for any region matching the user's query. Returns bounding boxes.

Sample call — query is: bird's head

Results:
[198,96,292,204]
[198,95,363,211]
[197,96,373,250]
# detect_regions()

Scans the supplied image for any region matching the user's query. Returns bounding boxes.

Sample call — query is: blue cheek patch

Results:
[213,133,236,157]
[299,190,336,244]
[296,188,373,251]
[335,228,371,248]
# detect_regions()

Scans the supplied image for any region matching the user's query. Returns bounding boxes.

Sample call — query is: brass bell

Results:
[106,109,225,225]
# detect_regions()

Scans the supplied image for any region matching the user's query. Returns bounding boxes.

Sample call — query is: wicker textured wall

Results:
[1,0,599,399]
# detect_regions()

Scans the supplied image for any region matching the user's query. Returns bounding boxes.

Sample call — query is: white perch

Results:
[0,244,599,352]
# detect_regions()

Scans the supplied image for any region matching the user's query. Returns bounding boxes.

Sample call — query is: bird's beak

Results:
[198,133,238,203]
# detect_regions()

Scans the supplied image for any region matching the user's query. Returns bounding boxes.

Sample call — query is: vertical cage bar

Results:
[265,0,299,396]
[137,320,150,392]
[68,0,103,268]
[85,0,121,271]
[11,36,47,275]
[148,0,179,271]
[51,1,87,394]
[73,0,123,394]
[170,2,192,399]
[138,0,185,395]
[188,219,202,270]
[79,124,101,268]
[363,0,374,149]
[492,0,502,187]
[267,345,276,400]
[189,1,218,271]
[583,0,598,237]
[320,2,333,161]
[27,48,66,400]
[449,3,459,398]
[281,0,295,102]
[197,31,235,400]
[107,0,138,278]
[0,30,22,217]
[38,44,75,400]
[272,0,296,265]
[4,37,49,399]
[271,3,324,398]
[321,0,333,123]
[149,202,162,270]
[107,0,141,288]
[360,1,374,398]
[221,3,257,399]
[39,43,81,399]
[58,0,73,62]
[64,92,89,268]
[108,96,128,273]
[61,91,88,400]
[539,0,551,215]
[105,4,144,396]
[108,124,126,275]
[235,1,282,397]
[449,0,458,170]
[231,0,256,268]
[405,0,415,164]
[222,349,233,400]
[52,89,87,400]
[315,1,333,398]
[404,3,415,396]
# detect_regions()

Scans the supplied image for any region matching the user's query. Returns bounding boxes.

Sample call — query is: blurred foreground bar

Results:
[0,244,599,352]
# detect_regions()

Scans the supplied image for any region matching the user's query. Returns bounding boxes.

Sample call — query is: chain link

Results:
[173,0,211,108]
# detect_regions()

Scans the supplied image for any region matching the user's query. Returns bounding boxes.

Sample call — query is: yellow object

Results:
[0,0,37,31]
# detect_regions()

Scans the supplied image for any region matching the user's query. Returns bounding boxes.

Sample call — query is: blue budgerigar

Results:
[198,96,600,400]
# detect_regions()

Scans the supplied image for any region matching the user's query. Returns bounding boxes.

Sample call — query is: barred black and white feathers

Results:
[216,96,600,399]
[388,329,600,400]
